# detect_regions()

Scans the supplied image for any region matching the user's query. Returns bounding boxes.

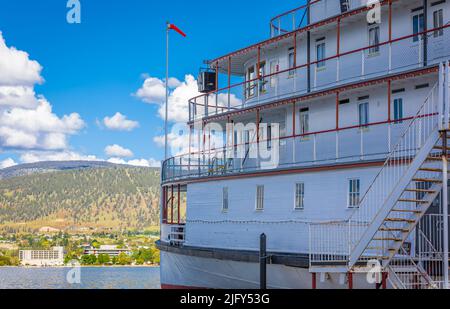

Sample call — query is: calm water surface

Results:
[0,267,161,289]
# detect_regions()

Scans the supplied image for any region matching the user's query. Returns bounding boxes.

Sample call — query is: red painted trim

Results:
[312,273,317,290]
[161,284,206,290]
[348,272,353,289]
[382,272,388,289]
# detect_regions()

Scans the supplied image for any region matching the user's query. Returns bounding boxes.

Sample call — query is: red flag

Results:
[168,23,187,37]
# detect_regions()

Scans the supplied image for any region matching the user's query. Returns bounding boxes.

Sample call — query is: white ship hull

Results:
[160,251,379,289]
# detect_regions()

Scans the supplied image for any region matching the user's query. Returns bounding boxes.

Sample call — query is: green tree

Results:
[97,254,110,265]
[117,252,131,265]
[81,254,97,265]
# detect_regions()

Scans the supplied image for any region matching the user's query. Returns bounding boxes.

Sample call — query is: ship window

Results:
[393,98,404,123]
[267,125,272,150]
[299,108,310,135]
[269,60,279,87]
[359,102,369,127]
[412,12,424,42]
[246,66,256,98]
[368,25,380,54]
[340,0,350,13]
[259,61,267,93]
[288,48,295,77]
[316,42,326,68]
[295,183,305,210]
[433,9,444,37]
[348,179,361,208]
[222,187,229,212]
[256,185,265,211]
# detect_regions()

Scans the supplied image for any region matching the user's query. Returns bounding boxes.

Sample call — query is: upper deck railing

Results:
[270,1,369,38]
[188,25,450,123]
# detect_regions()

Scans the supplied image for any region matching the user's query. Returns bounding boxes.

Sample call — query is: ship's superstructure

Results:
[158,0,450,289]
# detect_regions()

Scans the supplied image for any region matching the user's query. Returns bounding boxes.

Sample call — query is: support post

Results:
[348,272,353,289]
[171,185,174,225]
[177,184,181,225]
[387,80,392,123]
[382,272,388,289]
[423,0,428,67]
[312,273,317,289]
[228,56,231,109]
[260,233,267,290]
[443,131,449,289]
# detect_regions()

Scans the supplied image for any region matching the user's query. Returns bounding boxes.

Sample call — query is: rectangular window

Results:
[316,42,326,68]
[413,12,425,42]
[288,48,295,77]
[222,187,229,212]
[295,183,305,210]
[256,185,264,211]
[434,9,444,37]
[299,108,310,135]
[340,0,350,13]
[359,102,369,127]
[269,60,278,88]
[258,61,267,93]
[267,125,272,150]
[348,179,361,208]
[246,66,256,98]
[393,98,404,123]
[368,26,380,54]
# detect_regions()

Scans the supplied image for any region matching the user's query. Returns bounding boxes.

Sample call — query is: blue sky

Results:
[0,0,302,167]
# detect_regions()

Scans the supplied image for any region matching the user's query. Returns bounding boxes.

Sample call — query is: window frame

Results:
[222,187,229,213]
[299,107,310,135]
[358,102,370,127]
[246,65,256,98]
[316,41,326,69]
[288,48,296,77]
[295,182,305,210]
[348,178,361,209]
[412,12,425,43]
[368,24,380,55]
[393,98,404,123]
[256,185,265,211]
[433,9,444,38]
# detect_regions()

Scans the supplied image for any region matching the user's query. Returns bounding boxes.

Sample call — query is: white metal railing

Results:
[168,225,186,247]
[163,121,411,182]
[309,81,440,266]
[190,23,450,122]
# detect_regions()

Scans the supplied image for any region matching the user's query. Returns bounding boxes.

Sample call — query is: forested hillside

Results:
[0,165,160,233]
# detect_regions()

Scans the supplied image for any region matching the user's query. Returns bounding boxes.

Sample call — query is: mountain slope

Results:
[0,161,121,180]
[0,164,161,233]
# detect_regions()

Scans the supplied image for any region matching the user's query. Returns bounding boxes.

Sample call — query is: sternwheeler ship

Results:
[158,0,450,289]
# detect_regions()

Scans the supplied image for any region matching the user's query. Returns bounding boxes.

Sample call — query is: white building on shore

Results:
[19,247,64,267]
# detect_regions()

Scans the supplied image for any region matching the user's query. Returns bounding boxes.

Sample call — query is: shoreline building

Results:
[19,247,64,267]
[158,0,450,289]
[83,245,131,257]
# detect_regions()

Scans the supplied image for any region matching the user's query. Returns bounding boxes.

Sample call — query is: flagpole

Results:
[165,22,169,160]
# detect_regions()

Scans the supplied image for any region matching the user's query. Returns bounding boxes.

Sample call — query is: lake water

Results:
[0,267,161,289]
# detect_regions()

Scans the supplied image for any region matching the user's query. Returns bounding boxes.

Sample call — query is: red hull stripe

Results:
[161,283,206,290]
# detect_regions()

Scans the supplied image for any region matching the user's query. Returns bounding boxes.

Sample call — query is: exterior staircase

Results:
[310,62,450,289]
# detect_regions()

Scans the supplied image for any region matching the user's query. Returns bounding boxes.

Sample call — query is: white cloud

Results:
[0,31,43,87]
[0,158,17,169]
[0,32,86,153]
[135,74,242,124]
[107,157,161,168]
[104,144,134,158]
[135,77,166,104]
[103,112,139,131]
[20,151,98,164]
